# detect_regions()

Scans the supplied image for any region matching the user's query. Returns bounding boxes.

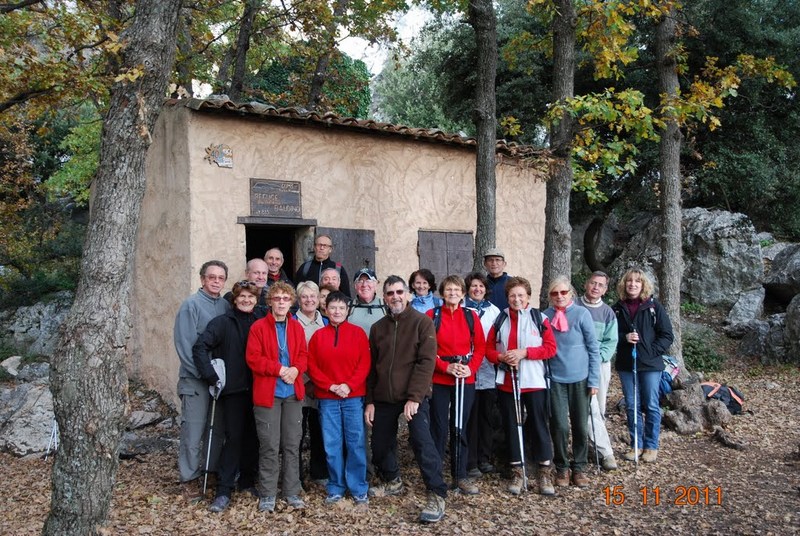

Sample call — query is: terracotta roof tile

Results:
[166,97,548,161]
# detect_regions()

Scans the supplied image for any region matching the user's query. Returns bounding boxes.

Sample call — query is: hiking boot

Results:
[208,495,230,513]
[642,449,658,463]
[285,495,305,509]
[368,476,404,497]
[478,462,496,474]
[180,479,204,502]
[623,448,643,461]
[554,468,570,487]
[353,493,369,505]
[601,455,618,471]
[325,493,344,505]
[457,478,479,495]
[508,466,525,495]
[257,495,276,513]
[537,466,555,496]
[418,492,446,523]
[571,471,589,488]
[467,466,482,479]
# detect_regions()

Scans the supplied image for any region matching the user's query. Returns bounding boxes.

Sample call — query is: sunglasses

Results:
[549,290,570,297]
[385,289,405,297]
[236,279,253,287]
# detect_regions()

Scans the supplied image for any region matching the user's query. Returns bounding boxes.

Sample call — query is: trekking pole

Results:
[454,360,464,484]
[203,388,220,496]
[632,329,639,472]
[589,395,600,471]
[45,419,58,460]
[510,366,527,492]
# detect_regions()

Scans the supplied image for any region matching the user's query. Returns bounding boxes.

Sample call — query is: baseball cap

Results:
[483,247,505,259]
[354,268,377,281]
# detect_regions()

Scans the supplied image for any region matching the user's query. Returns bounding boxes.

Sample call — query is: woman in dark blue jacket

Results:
[612,268,673,464]
[193,280,264,512]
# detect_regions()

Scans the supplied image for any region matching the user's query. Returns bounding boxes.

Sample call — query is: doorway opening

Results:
[245,225,302,277]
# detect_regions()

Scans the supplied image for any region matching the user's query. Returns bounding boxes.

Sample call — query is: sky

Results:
[338,6,431,75]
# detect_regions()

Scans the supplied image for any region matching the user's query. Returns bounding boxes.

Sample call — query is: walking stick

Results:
[203,389,220,496]
[589,395,600,471]
[632,329,639,471]
[453,358,465,484]
[510,366,527,492]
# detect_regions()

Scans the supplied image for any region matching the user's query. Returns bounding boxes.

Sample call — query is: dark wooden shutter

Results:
[316,227,376,276]
[418,230,474,284]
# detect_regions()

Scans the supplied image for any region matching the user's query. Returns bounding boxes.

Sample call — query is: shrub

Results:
[682,329,725,372]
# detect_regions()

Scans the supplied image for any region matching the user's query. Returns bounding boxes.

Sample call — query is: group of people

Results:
[174,236,674,523]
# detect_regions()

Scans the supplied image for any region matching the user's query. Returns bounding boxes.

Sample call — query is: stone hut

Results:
[131,97,549,404]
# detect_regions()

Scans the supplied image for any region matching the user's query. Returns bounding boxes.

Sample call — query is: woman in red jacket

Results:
[246,281,308,513]
[308,291,372,506]
[427,275,486,495]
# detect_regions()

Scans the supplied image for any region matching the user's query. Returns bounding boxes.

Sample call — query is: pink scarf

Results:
[552,302,572,332]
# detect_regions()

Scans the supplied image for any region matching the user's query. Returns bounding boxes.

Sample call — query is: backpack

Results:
[492,309,544,343]
[659,355,681,396]
[701,382,745,415]
[432,306,476,359]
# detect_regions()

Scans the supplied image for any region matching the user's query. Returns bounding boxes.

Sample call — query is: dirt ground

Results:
[3,361,799,535]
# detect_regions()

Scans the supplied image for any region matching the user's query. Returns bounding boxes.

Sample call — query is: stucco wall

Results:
[132,106,547,405]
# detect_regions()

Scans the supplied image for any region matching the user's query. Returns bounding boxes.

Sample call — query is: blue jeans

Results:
[618,370,662,450]
[319,397,368,497]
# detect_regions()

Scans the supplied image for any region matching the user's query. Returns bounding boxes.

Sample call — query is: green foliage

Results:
[680,302,706,315]
[682,329,726,372]
[44,107,102,206]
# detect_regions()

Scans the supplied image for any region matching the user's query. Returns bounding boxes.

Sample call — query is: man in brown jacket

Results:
[365,275,447,523]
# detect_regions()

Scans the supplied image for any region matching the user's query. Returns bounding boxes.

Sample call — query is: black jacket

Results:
[612,297,674,373]
[192,308,264,396]
[295,258,351,297]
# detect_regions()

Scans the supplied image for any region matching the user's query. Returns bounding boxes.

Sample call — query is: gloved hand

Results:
[211,380,223,399]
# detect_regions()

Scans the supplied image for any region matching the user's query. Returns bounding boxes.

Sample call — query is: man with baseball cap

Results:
[483,248,511,311]
[348,268,386,335]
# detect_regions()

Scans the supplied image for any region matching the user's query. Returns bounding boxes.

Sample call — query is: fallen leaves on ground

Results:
[3,363,799,535]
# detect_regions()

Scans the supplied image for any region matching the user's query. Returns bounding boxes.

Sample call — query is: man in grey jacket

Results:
[174,260,231,500]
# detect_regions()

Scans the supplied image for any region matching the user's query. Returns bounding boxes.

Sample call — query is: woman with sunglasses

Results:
[193,280,263,513]
[543,276,600,489]
[246,281,308,513]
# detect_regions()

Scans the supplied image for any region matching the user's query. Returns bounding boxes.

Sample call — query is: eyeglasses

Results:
[236,279,252,287]
[314,243,333,249]
[385,289,405,297]
[549,290,570,297]
[271,296,292,302]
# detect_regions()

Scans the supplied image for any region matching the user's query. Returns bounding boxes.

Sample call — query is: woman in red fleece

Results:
[245,281,308,513]
[308,291,372,505]
[426,275,486,495]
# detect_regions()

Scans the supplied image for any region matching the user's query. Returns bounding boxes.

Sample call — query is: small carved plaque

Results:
[204,144,233,168]
[250,179,302,218]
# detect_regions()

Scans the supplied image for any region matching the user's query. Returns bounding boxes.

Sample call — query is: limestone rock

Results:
[609,208,762,307]
[784,294,800,363]
[0,384,54,456]
[128,410,163,430]
[724,288,765,338]
[119,432,175,458]
[16,362,50,384]
[1,355,22,377]
[3,291,72,357]
[764,244,800,303]
[738,314,788,364]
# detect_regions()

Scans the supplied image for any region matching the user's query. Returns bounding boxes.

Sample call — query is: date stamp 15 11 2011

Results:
[603,485,723,506]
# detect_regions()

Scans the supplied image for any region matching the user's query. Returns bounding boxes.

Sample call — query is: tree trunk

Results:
[656,5,683,361]
[174,7,194,98]
[540,0,576,308]
[307,0,349,110]
[229,0,261,102]
[43,0,181,534]
[467,0,498,271]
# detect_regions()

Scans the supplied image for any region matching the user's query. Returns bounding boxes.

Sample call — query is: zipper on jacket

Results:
[334,324,339,347]
[388,318,397,402]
